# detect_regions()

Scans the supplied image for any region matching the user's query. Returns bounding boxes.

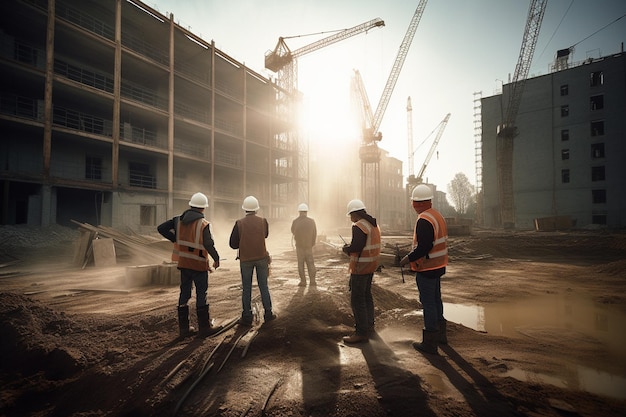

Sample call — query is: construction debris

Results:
[71,220,171,269]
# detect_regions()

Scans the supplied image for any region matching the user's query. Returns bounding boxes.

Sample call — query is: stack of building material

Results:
[71,220,171,269]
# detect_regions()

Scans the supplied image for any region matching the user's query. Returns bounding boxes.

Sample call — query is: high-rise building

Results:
[0,0,303,230]
[480,49,626,229]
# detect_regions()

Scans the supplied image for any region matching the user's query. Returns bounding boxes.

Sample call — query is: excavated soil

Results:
[1,224,626,417]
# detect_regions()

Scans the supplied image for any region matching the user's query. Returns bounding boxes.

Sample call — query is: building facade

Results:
[481,50,626,229]
[0,0,303,231]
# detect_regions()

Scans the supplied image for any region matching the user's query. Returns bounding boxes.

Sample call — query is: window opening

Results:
[140,205,156,226]
[590,95,604,111]
[592,189,606,204]
[590,71,604,87]
[591,166,605,181]
[591,143,605,158]
[591,120,604,136]
[86,156,102,180]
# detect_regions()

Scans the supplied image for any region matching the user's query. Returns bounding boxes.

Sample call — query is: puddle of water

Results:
[505,365,626,400]
[444,294,626,353]
[443,293,626,400]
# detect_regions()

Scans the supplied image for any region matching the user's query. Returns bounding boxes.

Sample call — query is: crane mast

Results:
[407,97,414,177]
[264,18,384,211]
[496,0,547,228]
[356,0,428,220]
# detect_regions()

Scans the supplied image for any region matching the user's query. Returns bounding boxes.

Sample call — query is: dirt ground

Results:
[1,224,626,417]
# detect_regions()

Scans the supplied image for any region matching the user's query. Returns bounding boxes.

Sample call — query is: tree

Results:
[447,172,474,215]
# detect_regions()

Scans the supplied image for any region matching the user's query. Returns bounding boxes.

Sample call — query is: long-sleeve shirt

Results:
[406,218,445,277]
[157,209,219,262]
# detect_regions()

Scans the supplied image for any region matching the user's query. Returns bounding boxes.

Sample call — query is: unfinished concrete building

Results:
[0,0,303,231]
[481,49,626,229]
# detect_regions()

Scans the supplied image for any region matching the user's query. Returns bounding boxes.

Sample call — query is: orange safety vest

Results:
[409,208,448,272]
[348,219,381,275]
[173,218,211,271]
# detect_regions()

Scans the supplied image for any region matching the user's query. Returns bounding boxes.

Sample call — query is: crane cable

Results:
[570,13,626,48]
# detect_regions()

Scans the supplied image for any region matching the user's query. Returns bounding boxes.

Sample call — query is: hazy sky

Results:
[147,0,626,195]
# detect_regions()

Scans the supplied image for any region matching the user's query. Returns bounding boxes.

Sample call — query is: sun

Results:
[297,67,361,147]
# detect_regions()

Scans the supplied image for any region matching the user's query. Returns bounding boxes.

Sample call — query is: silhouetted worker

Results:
[291,203,317,286]
[400,184,448,354]
[229,196,276,326]
[342,199,381,344]
[157,192,222,338]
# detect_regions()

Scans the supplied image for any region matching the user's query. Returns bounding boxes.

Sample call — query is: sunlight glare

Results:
[298,68,360,147]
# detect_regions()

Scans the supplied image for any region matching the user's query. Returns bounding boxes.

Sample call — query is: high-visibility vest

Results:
[173,218,210,271]
[409,208,448,272]
[348,219,381,275]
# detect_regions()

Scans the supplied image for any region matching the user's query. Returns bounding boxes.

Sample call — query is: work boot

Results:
[239,313,253,326]
[177,305,195,337]
[298,279,306,287]
[343,333,368,344]
[439,319,448,345]
[412,329,438,355]
[196,305,223,337]
[264,311,277,322]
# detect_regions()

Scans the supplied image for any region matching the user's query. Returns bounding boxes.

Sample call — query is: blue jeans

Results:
[349,273,374,336]
[178,268,208,307]
[296,246,316,280]
[240,258,273,321]
[415,272,444,332]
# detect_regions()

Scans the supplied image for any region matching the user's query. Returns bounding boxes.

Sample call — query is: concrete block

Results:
[92,238,117,267]
[125,265,156,287]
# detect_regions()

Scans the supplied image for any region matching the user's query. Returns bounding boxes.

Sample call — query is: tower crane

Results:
[353,0,429,218]
[407,97,414,178]
[411,113,451,185]
[362,0,428,145]
[264,18,385,93]
[496,0,547,228]
[264,18,384,209]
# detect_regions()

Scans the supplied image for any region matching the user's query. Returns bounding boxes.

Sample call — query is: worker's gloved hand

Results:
[342,244,349,255]
[212,260,220,269]
[399,256,410,267]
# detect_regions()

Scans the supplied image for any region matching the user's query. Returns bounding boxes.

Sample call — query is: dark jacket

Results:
[157,209,219,263]
[342,212,377,255]
[291,214,317,248]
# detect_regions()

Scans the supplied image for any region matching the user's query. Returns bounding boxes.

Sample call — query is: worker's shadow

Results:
[360,333,437,417]
[283,284,343,415]
[422,344,513,416]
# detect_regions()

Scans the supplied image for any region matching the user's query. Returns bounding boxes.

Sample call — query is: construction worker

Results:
[341,199,381,344]
[291,203,317,286]
[400,184,448,354]
[229,196,276,326]
[157,192,222,338]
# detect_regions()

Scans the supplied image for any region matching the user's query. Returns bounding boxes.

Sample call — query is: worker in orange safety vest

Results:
[158,192,222,338]
[400,184,448,355]
[341,199,381,344]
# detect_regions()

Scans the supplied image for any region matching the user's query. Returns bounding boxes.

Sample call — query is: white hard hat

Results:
[298,203,309,212]
[346,199,366,216]
[411,184,433,201]
[189,192,209,208]
[242,195,260,211]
